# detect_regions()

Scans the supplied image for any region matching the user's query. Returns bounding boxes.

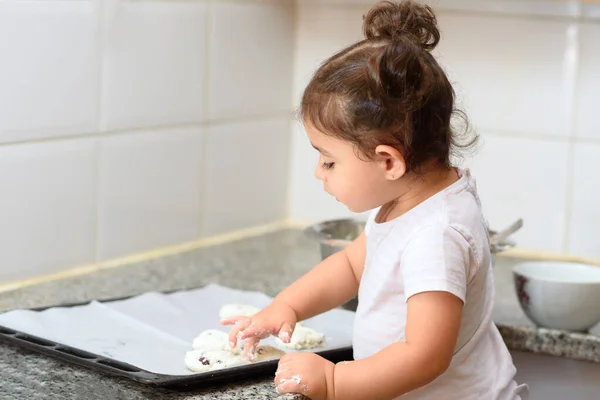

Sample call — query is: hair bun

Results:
[363,0,440,51]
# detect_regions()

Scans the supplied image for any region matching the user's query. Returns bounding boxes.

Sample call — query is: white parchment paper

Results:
[0,284,355,376]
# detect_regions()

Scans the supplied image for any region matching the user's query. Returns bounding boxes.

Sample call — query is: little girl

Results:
[223,1,528,399]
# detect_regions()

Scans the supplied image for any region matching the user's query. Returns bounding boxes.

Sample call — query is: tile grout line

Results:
[204,0,214,125]
[284,0,301,221]
[5,119,598,150]
[561,21,582,254]
[198,0,215,237]
[0,112,295,149]
[93,0,110,262]
[97,0,110,134]
[483,130,600,143]
[327,1,600,23]
[0,221,291,295]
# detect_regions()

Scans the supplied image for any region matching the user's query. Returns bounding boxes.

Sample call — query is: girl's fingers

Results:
[278,321,295,343]
[243,336,260,361]
[239,323,272,341]
[226,317,251,348]
[275,375,305,395]
[220,315,245,326]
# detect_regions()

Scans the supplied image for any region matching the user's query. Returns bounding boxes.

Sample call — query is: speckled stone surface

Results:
[0,228,598,399]
[0,343,300,400]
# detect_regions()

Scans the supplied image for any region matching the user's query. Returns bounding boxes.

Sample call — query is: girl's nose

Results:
[314,163,326,181]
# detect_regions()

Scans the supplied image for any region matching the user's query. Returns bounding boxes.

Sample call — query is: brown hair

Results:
[299,0,476,172]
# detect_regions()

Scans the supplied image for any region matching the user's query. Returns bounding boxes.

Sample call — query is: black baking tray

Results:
[0,292,354,390]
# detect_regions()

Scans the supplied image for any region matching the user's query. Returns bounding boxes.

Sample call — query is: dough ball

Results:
[184,349,244,372]
[219,303,261,320]
[192,329,241,354]
[275,324,325,350]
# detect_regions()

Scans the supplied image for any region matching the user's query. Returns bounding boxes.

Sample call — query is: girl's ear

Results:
[375,145,406,181]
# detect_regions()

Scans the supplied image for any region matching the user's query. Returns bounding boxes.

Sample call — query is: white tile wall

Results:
[0,0,296,283]
[0,0,99,143]
[0,140,96,282]
[2,0,600,284]
[210,0,294,121]
[202,117,290,236]
[568,143,600,258]
[434,12,572,138]
[466,135,569,252]
[102,0,207,131]
[575,22,600,140]
[293,2,368,106]
[97,128,203,260]
[290,1,600,257]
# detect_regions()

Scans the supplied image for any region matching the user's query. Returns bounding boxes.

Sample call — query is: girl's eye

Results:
[322,162,335,170]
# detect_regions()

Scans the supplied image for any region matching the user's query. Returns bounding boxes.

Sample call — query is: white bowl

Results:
[513,261,600,332]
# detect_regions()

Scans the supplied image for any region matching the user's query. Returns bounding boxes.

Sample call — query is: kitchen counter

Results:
[0,229,598,400]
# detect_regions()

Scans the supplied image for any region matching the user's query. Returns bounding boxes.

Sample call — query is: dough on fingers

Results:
[275,323,325,350]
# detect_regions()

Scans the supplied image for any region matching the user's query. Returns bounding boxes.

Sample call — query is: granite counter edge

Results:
[498,324,600,364]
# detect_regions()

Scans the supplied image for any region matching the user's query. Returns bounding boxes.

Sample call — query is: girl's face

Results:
[306,124,402,213]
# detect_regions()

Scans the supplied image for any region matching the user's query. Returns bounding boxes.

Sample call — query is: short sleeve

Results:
[401,224,471,303]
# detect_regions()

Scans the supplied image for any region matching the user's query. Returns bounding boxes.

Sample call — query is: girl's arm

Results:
[331,290,463,399]
[276,232,366,321]
[224,233,366,354]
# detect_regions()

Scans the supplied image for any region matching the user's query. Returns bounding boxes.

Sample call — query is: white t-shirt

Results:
[353,168,528,400]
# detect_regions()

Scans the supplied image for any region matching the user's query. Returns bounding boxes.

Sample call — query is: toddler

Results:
[223,1,528,399]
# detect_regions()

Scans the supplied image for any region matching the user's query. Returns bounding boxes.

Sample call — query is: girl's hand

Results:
[274,353,336,400]
[220,300,297,360]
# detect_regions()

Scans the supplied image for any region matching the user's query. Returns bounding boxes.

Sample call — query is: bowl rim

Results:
[513,261,600,284]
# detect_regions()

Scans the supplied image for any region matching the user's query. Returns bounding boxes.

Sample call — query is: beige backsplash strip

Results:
[0,221,289,295]
[500,248,600,266]
[1,221,599,295]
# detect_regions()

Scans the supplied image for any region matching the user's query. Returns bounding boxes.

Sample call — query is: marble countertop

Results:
[0,229,598,400]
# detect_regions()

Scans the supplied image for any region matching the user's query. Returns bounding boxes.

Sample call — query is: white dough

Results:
[275,323,325,350]
[219,303,261,320]
[185,345,286,372]
[192,329,241,354]
[184,303,293,373]
[184,349,245,372]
